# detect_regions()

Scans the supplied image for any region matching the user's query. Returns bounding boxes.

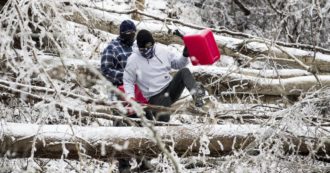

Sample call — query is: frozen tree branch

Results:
[232,0,250,16]
[266,0,286,16]
[131,0,145,21]
[0,82,174,126]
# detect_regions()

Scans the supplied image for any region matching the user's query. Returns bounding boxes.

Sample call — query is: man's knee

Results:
[179,67,190,75]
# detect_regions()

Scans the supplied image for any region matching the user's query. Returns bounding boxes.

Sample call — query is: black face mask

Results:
[140,46,154,59]
[120,32,135,47]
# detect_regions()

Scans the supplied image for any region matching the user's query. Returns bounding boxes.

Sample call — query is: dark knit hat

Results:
[137,29,155,48]
[120,20,136,33]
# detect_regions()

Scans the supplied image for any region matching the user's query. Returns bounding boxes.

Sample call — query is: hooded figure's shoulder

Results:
[154,43,172,57]
[104,38,120,52]
[154,43,169,51]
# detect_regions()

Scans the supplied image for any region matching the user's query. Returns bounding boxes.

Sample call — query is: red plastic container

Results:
[118,84,148,104]
[183,29,220,65]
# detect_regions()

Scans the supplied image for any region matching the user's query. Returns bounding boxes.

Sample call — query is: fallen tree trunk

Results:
[219,38,330,72]
[194,66,312,79]
[190,66,330,96]
[1,123,329,160]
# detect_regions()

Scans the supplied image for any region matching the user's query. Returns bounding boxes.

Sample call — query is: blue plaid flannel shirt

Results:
[101,37,133,86]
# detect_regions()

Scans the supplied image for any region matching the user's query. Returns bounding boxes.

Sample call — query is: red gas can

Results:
[118,84,148,104]
[183,29,220,65]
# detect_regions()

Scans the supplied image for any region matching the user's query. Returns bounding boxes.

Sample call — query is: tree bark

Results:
[132,0,145,21]
[1,123,329,160]
[232,0,250,15]
[190,66,330,96]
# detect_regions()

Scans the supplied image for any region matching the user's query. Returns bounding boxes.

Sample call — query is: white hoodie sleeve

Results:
[123,56,136,99]
[168,49,189,69]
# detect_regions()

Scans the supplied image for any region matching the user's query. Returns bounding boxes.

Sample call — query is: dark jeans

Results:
[148,68,197,121]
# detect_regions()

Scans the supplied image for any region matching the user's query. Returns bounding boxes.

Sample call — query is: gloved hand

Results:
[183,46,189,57]
[173,29,184,38]
[126,106,136,116]
[124,97,137,116]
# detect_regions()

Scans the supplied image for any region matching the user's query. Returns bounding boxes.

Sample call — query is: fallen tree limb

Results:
[202,66,311,79]
[1,123,329,160]
[0,78,179,115]
[0,83,126,121]
[0,78,110,106]
[190,66,330,96]
[227,39,330,72]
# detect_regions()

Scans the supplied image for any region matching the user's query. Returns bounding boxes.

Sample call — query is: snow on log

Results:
[191,66,330,96]
[193,66,312,79]
[1,123,329,160]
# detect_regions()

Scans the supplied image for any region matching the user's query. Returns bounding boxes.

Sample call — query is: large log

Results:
[194,66,312,79]
[190,66,330,96]
[1,123,329,160]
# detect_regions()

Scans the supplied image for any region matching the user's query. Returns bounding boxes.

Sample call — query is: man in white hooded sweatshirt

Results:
[124,29,205,122]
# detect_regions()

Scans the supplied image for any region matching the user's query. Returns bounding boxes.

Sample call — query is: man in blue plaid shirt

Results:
[101,20,136,86]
